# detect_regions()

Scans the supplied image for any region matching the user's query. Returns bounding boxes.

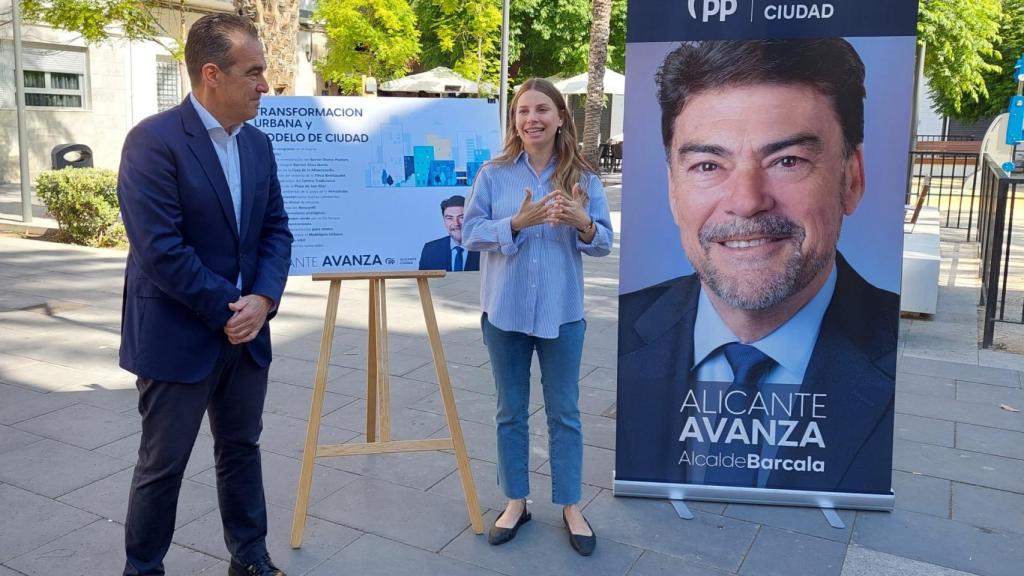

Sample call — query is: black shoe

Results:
[487,505,531,545]
[563,510,596,556]
[228,553,286,576]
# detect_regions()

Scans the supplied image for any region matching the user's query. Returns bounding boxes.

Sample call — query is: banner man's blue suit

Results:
[615,255,898,494]
[418,236,480,271]
[117,96,291,573]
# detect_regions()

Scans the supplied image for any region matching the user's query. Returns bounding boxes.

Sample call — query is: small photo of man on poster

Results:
[419,194,480,272]
[616,38,904,495]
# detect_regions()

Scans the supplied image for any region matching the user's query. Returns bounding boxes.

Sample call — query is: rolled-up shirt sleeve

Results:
[576,174,613,256]
[463,166,525,256]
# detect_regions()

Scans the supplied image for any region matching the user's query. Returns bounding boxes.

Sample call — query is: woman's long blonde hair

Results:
[491,78,598,204]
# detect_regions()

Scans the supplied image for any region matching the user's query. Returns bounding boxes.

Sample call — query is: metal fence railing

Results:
[978,155,1024,348]
[907,150,981,235]
[915,135,979,142]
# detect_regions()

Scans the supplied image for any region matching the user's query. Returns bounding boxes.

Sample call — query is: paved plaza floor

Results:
[0,179,1022,575]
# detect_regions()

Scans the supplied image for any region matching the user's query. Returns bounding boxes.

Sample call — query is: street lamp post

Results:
[12,0,33,223]
[499,0,510,138]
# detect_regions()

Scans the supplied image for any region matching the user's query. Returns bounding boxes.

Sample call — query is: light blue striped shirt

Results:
[190,93,242,288]
[463,151,613,338]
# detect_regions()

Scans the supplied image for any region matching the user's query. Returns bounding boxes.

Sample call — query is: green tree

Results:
[414,0,502,91]
[17,0,300,92]
[918,0,1003,117]
[19,0,173,52]
[315,0,421,95]
[510,0,590,78]
[948,0,1024,121]
[411,0,626,94]
[508,0,626,80]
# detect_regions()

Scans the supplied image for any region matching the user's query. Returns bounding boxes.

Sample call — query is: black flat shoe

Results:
[228,553,286,576]
[488,505,531,545]
[563,510,596,556]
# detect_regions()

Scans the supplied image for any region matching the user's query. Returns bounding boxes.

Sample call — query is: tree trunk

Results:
[178,0,189,97]
[233,0,299,95]
[582,0,612,167]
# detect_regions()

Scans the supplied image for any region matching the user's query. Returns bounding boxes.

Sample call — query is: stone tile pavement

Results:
[0,185,55,235]
[1,180,1022,575]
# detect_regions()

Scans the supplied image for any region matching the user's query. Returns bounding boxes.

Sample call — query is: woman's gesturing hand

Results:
[546,183,591,230]
[511,188,558,232]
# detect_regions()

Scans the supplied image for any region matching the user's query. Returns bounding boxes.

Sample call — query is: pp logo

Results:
[688,0,737,22]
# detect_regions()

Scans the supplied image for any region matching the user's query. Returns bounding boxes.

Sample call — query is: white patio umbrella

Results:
[549,69,626,95]
[378,67,494,94]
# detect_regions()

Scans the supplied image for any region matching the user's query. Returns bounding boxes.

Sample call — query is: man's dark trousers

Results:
[124,342,269,575]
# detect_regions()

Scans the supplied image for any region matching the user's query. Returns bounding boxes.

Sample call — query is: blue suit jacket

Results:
[615,255,898,494]
[117,96,292,383]
[418,236,479,271]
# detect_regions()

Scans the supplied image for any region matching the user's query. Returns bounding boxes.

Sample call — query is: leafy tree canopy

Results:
[414,0,502,91]
[19,0,160,43]
[508,0,626,80]
[315,0,421,95]
[919,0,1003,118]
[943,0,1024,121]
[17,0,181,59]
[414,0,626,88]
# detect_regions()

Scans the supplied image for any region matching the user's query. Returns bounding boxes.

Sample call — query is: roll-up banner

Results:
[614,0,918,510]
[252,97,501,275]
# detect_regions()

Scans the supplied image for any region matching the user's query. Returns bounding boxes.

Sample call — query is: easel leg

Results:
[291,280,342,549]
[417,278,485,534]
[366,279,379,443]
[378,279,391,443]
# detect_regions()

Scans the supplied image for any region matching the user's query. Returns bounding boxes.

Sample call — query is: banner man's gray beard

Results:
[695,214,833,311]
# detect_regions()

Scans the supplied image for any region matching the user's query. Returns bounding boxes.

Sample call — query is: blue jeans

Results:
[481,314,585,505]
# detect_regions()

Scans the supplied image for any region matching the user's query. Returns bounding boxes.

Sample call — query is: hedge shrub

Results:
[35,168,125,247]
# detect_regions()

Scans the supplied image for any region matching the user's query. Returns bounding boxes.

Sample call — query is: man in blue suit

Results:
[419,195,480,271]
[117,14,292,576]
[616,39,897,494]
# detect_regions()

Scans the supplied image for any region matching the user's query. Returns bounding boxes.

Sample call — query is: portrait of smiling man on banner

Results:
[616,38,899,495]
[419,194,480,271]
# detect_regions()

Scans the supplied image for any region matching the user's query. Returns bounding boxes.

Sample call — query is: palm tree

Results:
[582,0,612,167]
[234,0,299,94]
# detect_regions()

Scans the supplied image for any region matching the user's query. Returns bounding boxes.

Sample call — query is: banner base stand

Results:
[669,499,694,520]
[615,479,894,512]
[669,493,852,528]
[820,507,846,529]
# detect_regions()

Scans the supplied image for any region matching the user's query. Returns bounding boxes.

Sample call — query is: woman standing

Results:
[462,78,613,556]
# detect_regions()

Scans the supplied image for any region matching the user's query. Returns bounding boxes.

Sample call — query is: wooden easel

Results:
[290,271,484,548]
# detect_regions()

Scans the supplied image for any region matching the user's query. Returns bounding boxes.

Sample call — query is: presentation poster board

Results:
[252,97,501,275]
[614,0,918,509]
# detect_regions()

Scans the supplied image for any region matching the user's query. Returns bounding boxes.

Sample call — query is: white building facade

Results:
[0,0,321,183]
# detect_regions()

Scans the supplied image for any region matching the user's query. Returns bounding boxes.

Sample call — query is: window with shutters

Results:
[0,42,87,109]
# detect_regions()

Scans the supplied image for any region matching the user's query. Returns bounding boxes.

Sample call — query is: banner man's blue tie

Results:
[704,342,776,487]
[453,246,464,272]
